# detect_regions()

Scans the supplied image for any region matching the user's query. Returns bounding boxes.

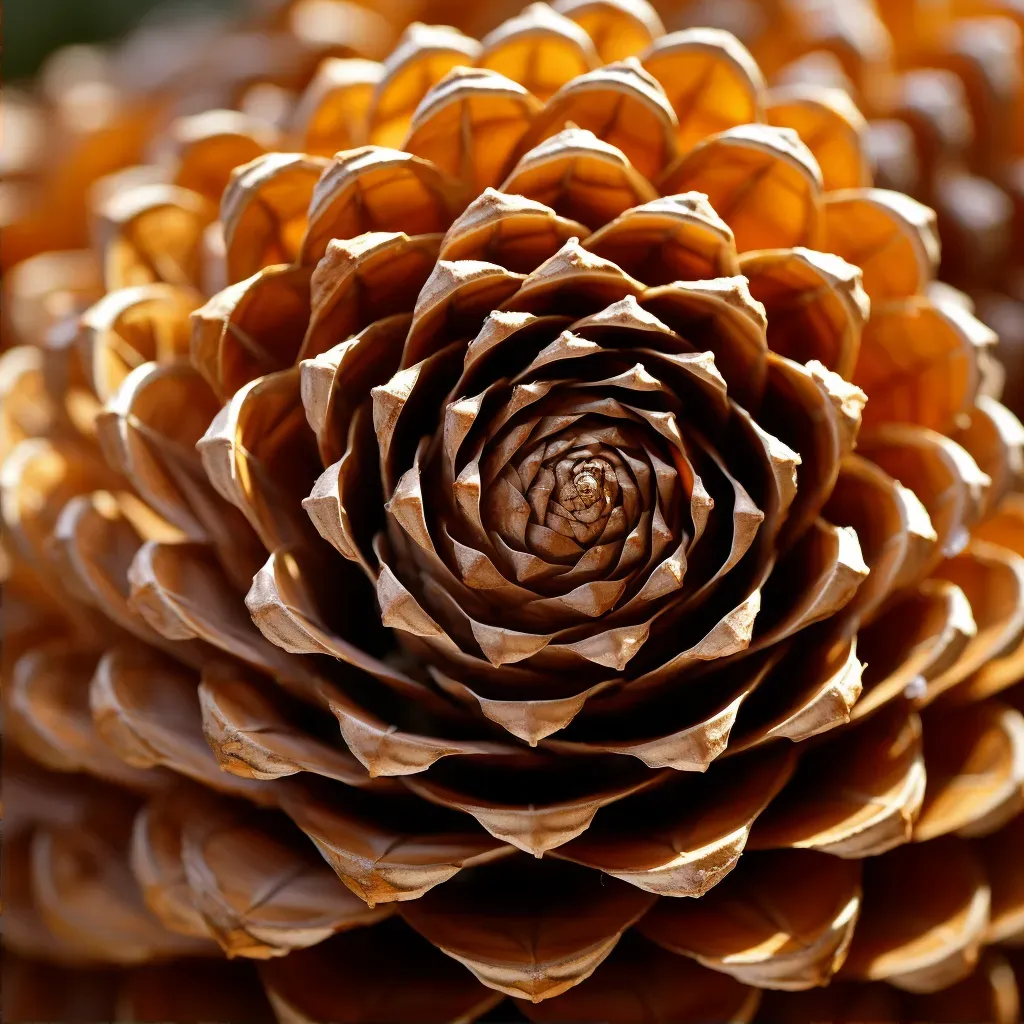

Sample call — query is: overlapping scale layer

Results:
[658,0,1024,423]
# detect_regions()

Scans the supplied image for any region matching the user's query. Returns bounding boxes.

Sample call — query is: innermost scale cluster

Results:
[554,455,617,529]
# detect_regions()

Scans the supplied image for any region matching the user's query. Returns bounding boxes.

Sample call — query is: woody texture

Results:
[2,1,1024,1022]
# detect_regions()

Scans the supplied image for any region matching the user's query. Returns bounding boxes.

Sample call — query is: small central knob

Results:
[537,450,624,546]
[557,458,613,524]
[575,472,599,503]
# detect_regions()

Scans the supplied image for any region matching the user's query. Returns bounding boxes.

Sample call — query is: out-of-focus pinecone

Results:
[0,0,519,275]
[3,1,1024,1022]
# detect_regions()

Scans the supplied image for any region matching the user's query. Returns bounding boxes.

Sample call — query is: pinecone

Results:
[3,2,1024,1021]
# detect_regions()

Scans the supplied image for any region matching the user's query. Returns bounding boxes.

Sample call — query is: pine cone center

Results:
[558,458,614,515]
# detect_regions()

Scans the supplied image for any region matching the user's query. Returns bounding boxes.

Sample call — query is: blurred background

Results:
[6,0,240,81]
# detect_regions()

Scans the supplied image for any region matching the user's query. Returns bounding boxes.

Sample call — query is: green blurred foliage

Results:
[4,0,239,81]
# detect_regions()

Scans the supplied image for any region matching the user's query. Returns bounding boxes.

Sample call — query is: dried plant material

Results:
[289,58,382,156]
[130,790,212,939]
[76,284,203,402]
[7,643,159,790]
[926,541,1024,703]
[325,692,514,780]
[642,28,765,153]
[823,189,940,302]
[520,933,761,1023]
[639,849,861,990]
[755,980,903,1023]
[32,822,215,964]
[126,540,295,680]
[660,124,823,252]
[164,110,278,203]
[97,184,216,291]
[479,4,598,100]
[854,296,995,434]
[927,16,1021,173]
[198,668,391,788]
[853,580,975,720]
[901,951,1023,1024]
[399,858,657,1001]
[553,0,664,63]
[90,646,275,804]
[740,247,867,380]
[404,68,542,193]
[975,494,1024,560]
[221,153,329,283]
[191,264,312,401]
[277,784,516,906]
[439,189,587,272]
[823,465,904,621]
[4,0,1024,1015]
[725,634,863,751]
[857,427,990,582]
[367,24,483,150]
[0,347,55,457]
[541,651,780,768]
[960,500,1024,702]
[3,249,102,347]
[977,814,1024,945]
[298,147,462,268]
[758,362,865,549]
[175,797,390,957]
[501,127,657,230]
[117,959,276,1024]
[585,192,740,284]
[516,59,678,181]
[42,491,163,640]
[96,361,265,591]
[554,747,795,896]
[299,231,441,361]
[914,702,1024,842]
[952,398,1024,520]
[840,838,990,993]
[96,363,225,538]
[260,921,504,1024]
[767,85,871,191]
[749,707,926,858]
[198,367,321,551]
[405,757,666,857]
[4,821,101,964]
[282,0,392,58]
